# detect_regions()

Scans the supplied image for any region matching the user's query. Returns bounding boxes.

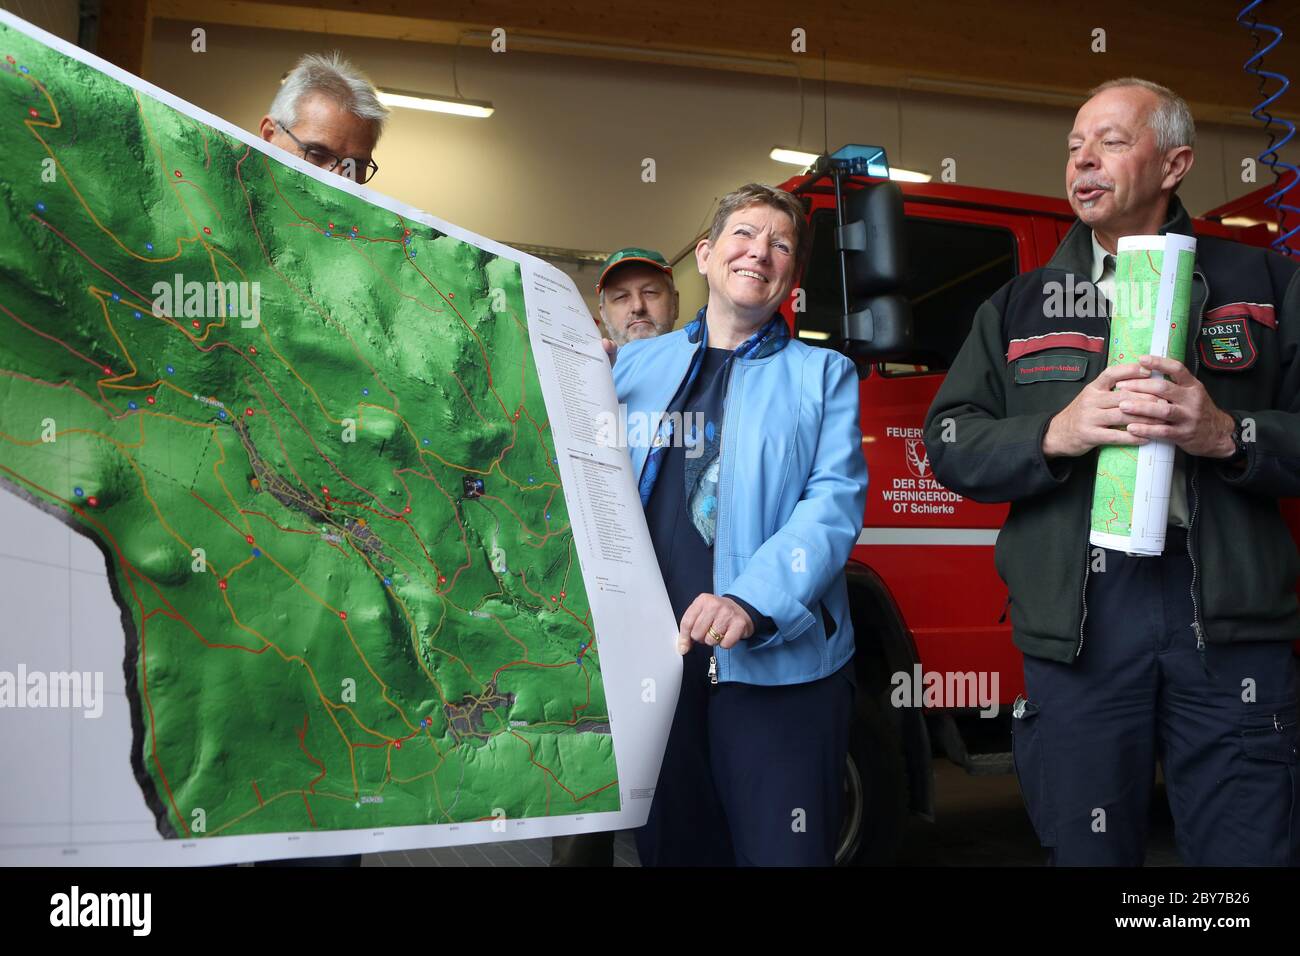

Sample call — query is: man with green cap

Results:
[596,247,679,345]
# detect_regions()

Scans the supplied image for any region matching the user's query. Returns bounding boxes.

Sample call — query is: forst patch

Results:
[1198,314,1257,371]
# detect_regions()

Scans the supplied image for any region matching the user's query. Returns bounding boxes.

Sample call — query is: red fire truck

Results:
[671,146,1294,864]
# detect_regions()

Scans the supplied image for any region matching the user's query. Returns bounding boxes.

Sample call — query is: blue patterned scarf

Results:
[637,308,790,544]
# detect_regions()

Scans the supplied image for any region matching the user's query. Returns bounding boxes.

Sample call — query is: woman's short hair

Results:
[707,183,810,271]
[269,52,390,136]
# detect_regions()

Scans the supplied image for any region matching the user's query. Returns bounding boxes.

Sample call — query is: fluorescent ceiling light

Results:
[797,329,831,340]
[377,89,494,118]
[770,146,931,182]
[770,147,820,167]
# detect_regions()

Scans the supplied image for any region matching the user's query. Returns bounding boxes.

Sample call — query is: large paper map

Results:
[0,11,677,864]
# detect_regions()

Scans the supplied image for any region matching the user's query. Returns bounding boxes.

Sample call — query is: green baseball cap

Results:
[596,247,673,293]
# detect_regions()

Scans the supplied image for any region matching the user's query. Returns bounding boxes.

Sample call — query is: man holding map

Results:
[924,77,1300,866]
[258,52,388,184]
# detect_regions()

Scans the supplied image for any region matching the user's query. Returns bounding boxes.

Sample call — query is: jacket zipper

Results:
[1076,458,1098,658]
[1077,275,1106,658]
[708,360,737,686]
[1186,271,1208,655]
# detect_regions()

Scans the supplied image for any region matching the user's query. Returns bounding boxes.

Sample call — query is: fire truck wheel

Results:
[836,688,908,865]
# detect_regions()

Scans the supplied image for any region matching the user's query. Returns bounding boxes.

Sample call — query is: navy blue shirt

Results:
[643,346,774,638]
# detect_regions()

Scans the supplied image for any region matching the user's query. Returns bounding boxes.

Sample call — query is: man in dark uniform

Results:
[925,77,1300,866]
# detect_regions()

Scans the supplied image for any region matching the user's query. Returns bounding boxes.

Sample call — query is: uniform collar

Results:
[1090,231,1114,283]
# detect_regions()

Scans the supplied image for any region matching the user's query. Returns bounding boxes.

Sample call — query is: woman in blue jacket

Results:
[611,183,869,866]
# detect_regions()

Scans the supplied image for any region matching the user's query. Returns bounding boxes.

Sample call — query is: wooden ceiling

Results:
[101,0,1300,126]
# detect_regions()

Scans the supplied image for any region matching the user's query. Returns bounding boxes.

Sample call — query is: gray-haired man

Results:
[926,77,1300,866]
[258,52,388,184]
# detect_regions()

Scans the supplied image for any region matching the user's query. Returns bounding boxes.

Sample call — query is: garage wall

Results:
[146,19,1293,256]
[8,5,1292,315]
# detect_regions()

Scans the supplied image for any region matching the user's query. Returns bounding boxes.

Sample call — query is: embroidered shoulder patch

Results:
[1198,314,1257,371]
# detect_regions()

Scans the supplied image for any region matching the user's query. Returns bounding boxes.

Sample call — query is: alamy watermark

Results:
[50,886,150,935]
[1042,275,1156,320]
[890,665,1000,718]
[152,274,260,327]
[0,665,104,718]
[594,406,705,458]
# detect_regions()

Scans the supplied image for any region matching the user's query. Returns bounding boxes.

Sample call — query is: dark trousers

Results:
[1013,530,1299,866]
[635,644,853,867]
[550,831,615,866]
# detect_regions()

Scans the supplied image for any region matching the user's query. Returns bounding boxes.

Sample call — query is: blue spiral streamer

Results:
[1238,1,1299,255]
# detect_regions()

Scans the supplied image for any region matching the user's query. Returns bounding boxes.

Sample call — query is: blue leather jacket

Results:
[613,323,868,685]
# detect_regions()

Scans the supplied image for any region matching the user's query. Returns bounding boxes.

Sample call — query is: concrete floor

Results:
[361,757,1182,867]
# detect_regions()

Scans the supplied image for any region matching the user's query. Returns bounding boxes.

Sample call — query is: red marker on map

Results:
[219,580,227,590]
[339,611,347,621]
[28,108,38,118]
[202,226,211,235]
[146,395,155,405]
[244,407,253,416]
[86,496,98,507]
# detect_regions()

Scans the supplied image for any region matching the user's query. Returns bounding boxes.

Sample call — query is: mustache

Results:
[1071,175,1114,193]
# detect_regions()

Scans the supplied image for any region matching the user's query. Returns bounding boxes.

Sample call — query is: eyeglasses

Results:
[276,122,379,184]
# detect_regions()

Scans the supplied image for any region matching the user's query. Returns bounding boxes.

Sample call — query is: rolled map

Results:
[1090,233,1198,556]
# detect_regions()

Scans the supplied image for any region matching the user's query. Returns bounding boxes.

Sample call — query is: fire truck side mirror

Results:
[837,182,913,358]
[843,294,913,362]
[837,181,906,294]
